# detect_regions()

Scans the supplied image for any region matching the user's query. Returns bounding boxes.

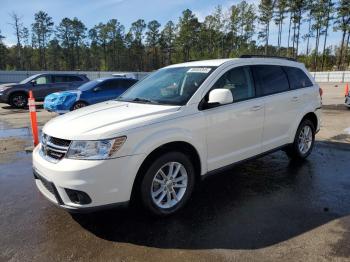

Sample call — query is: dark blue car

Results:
[44,77,137,113]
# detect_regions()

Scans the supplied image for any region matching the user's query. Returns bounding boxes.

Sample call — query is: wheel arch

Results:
[290,111,318,142]
[8,90,29,105]
[130,141,202,203]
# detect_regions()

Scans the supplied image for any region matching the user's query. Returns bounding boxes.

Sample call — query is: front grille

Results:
[41,134,71,163]
[49,136,71,147]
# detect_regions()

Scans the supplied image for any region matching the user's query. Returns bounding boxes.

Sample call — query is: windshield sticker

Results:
[187,68,211,73]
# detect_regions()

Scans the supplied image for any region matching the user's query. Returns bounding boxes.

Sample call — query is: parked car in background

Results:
[33,57,322,216]
[0,73,89,108]
[44,77,138,113]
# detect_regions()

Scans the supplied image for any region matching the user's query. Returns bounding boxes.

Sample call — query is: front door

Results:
[30,75,53,100]
[203,66,265,172]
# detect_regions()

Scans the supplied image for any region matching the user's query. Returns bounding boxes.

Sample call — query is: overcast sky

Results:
[0,0,342,53]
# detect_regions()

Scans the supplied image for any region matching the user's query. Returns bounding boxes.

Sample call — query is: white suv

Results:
[33,57,322,216]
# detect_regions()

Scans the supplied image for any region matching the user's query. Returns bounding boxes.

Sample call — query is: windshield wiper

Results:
[131,97,159,104]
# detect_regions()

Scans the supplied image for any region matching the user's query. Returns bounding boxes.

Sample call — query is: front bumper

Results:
[0,93,8,103]
[32,145,145,212]
[345,96,350,107]
[43,95,76,113]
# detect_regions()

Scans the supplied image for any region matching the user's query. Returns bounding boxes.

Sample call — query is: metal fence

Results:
[0,70,150,83]
[0,70,349,84]
[309,71,350,83]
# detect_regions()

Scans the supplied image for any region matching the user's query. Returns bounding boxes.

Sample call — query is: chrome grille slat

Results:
[41,134,71,163]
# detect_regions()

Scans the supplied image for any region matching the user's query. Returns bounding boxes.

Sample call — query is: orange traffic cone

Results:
[345,83,349,97]
[28,90,39,146]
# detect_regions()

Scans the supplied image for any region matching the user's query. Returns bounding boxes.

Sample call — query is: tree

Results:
[176,9,201,61]
[56,17,86,70]
[226,4,240,55]
[258,0,274,55]
[146,20,161,69]
[311,0,329,70]
[0,30,8,70]
[274,0,288,54]
[159,21,175,65]
[130,19,146,70]
[9,12,26,69]
[106,19,125,70]
[334,0,350,70]
[321,0,335,70]
[289,0,307,58]
[31,11,54,69]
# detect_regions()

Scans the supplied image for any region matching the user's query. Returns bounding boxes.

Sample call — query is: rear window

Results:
[66,75,84,82]
[283,67,313,89]
[252,65,289,96]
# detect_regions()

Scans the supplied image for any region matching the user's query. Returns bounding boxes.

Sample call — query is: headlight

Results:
[66,136,127,160]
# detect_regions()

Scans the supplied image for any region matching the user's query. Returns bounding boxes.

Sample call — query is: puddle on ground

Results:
[0,127,31,138]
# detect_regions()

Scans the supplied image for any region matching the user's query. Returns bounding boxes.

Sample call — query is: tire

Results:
[9,92,28,108]
[71,101,88,111]
[139,151,195,216]
[285,119,315,160]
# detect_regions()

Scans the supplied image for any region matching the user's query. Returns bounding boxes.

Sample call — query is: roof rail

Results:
[239,55,297,62]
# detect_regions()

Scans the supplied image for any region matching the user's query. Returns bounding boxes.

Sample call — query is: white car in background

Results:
[33,56,322,216]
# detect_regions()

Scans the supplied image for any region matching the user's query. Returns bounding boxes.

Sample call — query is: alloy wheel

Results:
[151,161,188,209]
[298,125,313,154]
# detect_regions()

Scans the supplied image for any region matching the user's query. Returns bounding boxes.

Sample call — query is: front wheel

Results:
[285,119,315,160]
[140,152,195,216]
[9,93,28,108]
[71,101,88,111]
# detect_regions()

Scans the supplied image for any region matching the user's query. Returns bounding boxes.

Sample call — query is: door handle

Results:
[292,96,299,101]
[251,105,263,111]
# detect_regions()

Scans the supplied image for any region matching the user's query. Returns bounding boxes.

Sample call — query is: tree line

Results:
[0,0,349,72]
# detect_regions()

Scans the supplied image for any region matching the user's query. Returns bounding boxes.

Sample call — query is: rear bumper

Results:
[315,107,322,133]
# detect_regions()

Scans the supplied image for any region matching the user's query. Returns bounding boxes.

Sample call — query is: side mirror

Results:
[93,87,100,92]
[207,89,233,106]
[30,80,36,86]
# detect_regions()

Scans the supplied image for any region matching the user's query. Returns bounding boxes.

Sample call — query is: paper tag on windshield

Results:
[187,68,211,73]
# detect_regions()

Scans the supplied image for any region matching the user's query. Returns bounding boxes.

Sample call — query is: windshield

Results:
[117,66,216,105]
[78,79,103,91]
[19,74,40,84]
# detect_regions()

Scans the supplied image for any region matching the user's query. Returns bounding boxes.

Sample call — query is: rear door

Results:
[51,75,70,93]
[251,65,296,152]
[283,66,314,113]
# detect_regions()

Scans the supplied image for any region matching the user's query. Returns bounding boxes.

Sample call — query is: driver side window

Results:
[211,66,255,102]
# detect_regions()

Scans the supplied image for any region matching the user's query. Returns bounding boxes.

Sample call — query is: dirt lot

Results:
[0,83,349,261]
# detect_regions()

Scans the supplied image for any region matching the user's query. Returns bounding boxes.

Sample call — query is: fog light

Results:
[65,188,91,205]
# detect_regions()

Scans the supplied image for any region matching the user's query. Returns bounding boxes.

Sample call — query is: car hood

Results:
[43,101,182,140]
[45,90,81,100]
[0,83,18,90]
